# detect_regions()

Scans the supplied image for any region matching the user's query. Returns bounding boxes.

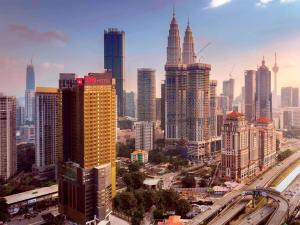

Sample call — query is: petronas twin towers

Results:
[165,11,215,161]
[166,12,196,66]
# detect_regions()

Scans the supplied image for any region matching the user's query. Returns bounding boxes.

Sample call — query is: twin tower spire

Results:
[166,10,196,65]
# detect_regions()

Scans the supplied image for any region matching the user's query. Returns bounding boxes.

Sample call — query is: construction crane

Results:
[193,42,211,62]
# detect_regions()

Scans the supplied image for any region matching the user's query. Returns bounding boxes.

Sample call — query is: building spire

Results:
[173,3,175,17]
[182,17,195,65]
[166,5,181,65]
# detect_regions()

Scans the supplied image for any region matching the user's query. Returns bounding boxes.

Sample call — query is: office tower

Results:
[59,73,77,89]
[220,112,250,182]
[137,68,156,122]
[156,98,161,121]
[26,63,35,90]
[216,113,224,137]
[210,80,217,137]
[281,107,300,130]
[165,13,212,160]
[255,58,272,120]
[281,87,299,107]
[0,94,16,180]
[248,123,259,176]
[166,10,181,65]
[292,88,299,107]
[217,94,229,115]
[59,72,116,224]
[185,63,211,159]
[182,19,195,65]
[25,90,35,123]
[165,64,187,142]
[104,28,125,117]
[256,117,276,170]
[16,101,25,128]
[244,70,256,122]
[125,91,136,118]
[161,81,166,131]
[25,63,35,123]
[134,121,154,151]
[223,78,234,111]
[241,86,245,113]
[34,87,61,180]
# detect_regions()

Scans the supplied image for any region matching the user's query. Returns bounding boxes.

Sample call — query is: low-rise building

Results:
[158,215,184,225]
[4,185,58,215]
[131,150,148,163]
[143,178,163,190]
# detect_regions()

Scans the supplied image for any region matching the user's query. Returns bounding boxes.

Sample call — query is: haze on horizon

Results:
[0,0,299,98]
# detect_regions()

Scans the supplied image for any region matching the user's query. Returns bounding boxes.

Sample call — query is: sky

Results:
[0,0,300,99]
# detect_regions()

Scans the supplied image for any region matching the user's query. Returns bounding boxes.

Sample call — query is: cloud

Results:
[208,0,232,8]
[280,0,298,3]
[256,0,274,7]
[256,0,298,7]
[41,62,65,70]
[8,24,69,45]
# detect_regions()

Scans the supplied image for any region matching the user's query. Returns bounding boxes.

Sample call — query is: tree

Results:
[198,179,207,187]
[131,208,144,225]
[0,198,9,222]
[117,167,128,177]
[114,192,138,215]
[128,161,143,172]
[123,172,146,190]
[182,175,196,188]
[149,150,167,164]
[158,189,179,210]
[153,208,164,219]
[155,139,165,151]
[175,199,191,217]
[142,190,158,211]
[17,143,35,172]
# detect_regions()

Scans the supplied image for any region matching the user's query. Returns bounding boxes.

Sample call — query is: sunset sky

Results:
[0,0,300,98]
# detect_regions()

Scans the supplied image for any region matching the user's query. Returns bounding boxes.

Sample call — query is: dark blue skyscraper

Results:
[104,28,125,117]
[26,64,35,90]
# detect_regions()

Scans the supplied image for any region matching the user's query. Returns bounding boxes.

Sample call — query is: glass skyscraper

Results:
[25,63,35,123]
[26,64,35,90]
[104,28,125,117]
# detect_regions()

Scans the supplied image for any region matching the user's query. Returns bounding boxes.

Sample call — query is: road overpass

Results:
[187,150,300,225]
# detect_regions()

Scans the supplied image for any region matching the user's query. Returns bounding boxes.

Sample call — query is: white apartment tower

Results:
[134,121,154,151]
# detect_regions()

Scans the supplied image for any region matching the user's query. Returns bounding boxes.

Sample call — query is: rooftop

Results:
[256,117,272,124]
[143,178,161,186]
[226,111,244,119]
[158,216,184,225]
[4,185,58,205]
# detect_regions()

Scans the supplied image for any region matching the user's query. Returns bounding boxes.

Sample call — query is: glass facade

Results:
[104,28,125,117]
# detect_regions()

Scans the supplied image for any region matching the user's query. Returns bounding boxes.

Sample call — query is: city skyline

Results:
[0,0,300,98]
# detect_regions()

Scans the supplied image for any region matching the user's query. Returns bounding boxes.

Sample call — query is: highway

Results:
[265,192,289,225]
[239,205,275,225]
[207,197,251,225]
[187,150,300,225]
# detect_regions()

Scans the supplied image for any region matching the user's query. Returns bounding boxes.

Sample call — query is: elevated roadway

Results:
[187,150,300,225]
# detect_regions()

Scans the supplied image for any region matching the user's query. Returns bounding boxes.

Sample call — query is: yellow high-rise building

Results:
[83,73,116,196]
[58,72,116,225]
